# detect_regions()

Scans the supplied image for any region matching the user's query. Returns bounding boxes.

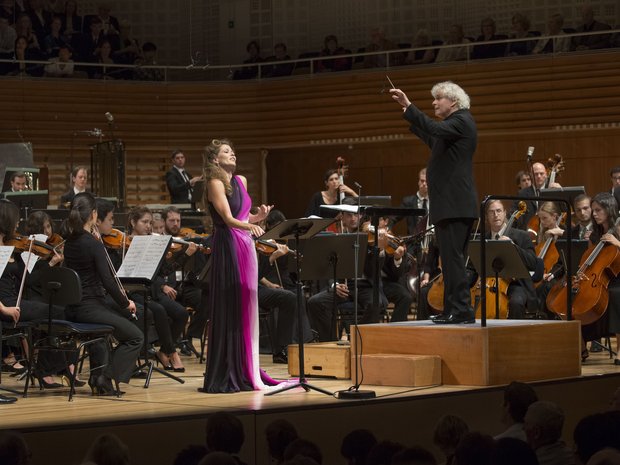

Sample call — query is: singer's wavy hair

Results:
[591,192,619,242]
[203,139,233,196]
[431,81,470,110]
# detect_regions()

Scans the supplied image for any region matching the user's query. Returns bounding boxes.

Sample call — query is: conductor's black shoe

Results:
[0,394,17,404]
[433,312,475,325]
[272,351,288,364]
[429,313,446,321]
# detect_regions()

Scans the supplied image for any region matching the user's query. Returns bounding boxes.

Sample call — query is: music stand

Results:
[555,239,589,277]
[261,218,335,396]
[298,233,368,341]
[468,240,532,319]
[539,187,585,212]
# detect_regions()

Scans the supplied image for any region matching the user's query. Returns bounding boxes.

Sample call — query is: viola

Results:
[101,228,132,250]
[255,239,297,257]
[178,227,210,239]
[6,235,56,260]
[365,227,406,256]
[546,217,620,324]
[166,237,211,260]
[46,233,65,249]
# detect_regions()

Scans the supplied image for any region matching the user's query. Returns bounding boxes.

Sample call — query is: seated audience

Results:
[472,17,506,59]
[505,13,538,56]
[433,414,469,465]
[491,437,538,465]
[495,381,538,441]
[573,3,611,51]
[532,14,571,54]
[133,41,163,81]
[283,439,322,464]
[435,24,470,62]
[266,419,298,465]
[205,412,245,461]
[0,431,30,464]
[364,26,398,68]
[523,401,575,465]
[0,15,16,56]
[43,15,68,56]
[340,429,377,465]
[316,34,351,72]
[233,40,262,80]
[454,432,495,465]
[14,13,40,50]
[405,29,436,65]
[173,445,208,465]
[366,441,405,465]
[60,0,82,39]
[263,42,294,77]
[44,43,74,77]
[83,433,129,465]
[392,446,437,465]
[573,411,620,465]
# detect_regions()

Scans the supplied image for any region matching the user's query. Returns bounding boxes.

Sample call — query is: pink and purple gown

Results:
[202,175,273,392]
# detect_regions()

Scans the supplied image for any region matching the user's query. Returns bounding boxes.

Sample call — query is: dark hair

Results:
[95,198,115,223]
[504,381,538,423]
[274,42,287,52]
[591,192,619,241]
[66,192,96,238]
[324,34,338,47]
[491,437,537,465]
[340,428,377,464]
[265,209,286,230]
[265,419,298,462]
[283,438,322,464]
[365,441,405,465]
[514,170,530,186]
[0,199,20,241]
[246,40,260,53]
[162,205,181,221]
[25,210,52,236]
[0,430,30,465]
[126,205,152,234]
[9,172,26,183]
[573,193,591,208]
[205,412,244,454]
[392,446,437,465]
[323,169,338,183]
[173,444,208,465]
[71,165,87,182]
[574,411,620,463]
[84,433,129,465]
[433,414,469,455]
[171,149,183,159]
[142,41,157,52]
[454,432,495,465]
[610,166,620,176]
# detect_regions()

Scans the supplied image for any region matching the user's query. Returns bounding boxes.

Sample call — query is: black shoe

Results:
[0,394,17,404]
[36,374,63,389]
[88,375,123,396]
[429,313,446,321]
[433,312,475,325]
[131,369,148,379]
[590,341,603,352]
[614,358,620,366]
[272,351,288,364]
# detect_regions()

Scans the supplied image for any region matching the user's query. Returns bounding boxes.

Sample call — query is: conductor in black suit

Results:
[391,81,478,324]
[165,149,202,206]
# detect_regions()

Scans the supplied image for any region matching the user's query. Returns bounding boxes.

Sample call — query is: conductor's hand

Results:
[390,89,411,110]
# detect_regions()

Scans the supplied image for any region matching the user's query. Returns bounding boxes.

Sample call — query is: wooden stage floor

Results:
[1,334,620,465]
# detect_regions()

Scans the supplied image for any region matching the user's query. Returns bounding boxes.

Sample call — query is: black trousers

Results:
[131,293,188,354]
[435,218,475,316]
[383,279,413,322]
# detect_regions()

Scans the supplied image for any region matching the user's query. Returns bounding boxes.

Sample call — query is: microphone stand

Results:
[337,182,376,400]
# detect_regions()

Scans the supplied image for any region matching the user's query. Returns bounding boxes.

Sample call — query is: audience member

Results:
[366,441,405,465]
[340,429,377,465]
[42,14,66,56]
[495,381,538,441]
[523,401,575,465]
[198,452,237,465]
[84,2,119,50]
[73,15,104,65]
[0,14,16,55]
[364,26,398,68]
[27,0,52,46]
[133,41,163,81]
[587,447,620,465]
[472,17,506,59]
[405,29,436,65]
[609,386,620,411]
[60,0,82,39]
[491,437,539,465]
[263,42,294,77]
[233,39,262,80]
[435,24,470,62]
[505,13,537,56]
[454,432,495,465]
[83,433,129,465]
[316,34,351,72]
[532,14,571,54]
[44,42,73,76]
[392,446,437,465]
[433,414,469,465]
[94,38,116,78]
[44,0,64,15]
[14,13,40,49]
[8,34,44,76]
[573,411,620,464]
[0,431,30,465]
[173,445,208,465]
[205,412,245,460]
[113,18,140,75]
[573,3,611,51]
[265,419,298,465]
[283,439,322,464]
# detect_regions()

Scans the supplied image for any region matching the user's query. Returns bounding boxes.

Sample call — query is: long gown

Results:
[202,175,268,392]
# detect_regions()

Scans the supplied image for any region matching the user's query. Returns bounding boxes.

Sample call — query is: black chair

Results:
[0,320,34,398]
[33,266,115,401]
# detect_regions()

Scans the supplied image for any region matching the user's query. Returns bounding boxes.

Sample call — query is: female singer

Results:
[127,206,188,372]
[584,193,620,364]
[0,199,66,388]
[200,138,275,393]
[304,168,357,218]
[63,193,143,395]
[59,165,88,208]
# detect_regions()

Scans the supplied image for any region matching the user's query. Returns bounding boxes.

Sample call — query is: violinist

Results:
[304,168,358,218]
[127,206,188,372]
[0,199,67,389]
[581,193,620,365]
[610,166,620,193]
[481,200,538,319]
[59,166,88,208]
[152,213,165,235]
[63,193,143,395]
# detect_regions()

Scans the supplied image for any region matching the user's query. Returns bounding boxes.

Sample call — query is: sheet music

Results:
[117,235,171,280]
[0,246,14,278]
[20,252,39,273]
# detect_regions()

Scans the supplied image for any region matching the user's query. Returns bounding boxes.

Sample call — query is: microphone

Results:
[104,112,114,123]
[527,146,535,161]
[90,128,103,137]
[354,182,362,190]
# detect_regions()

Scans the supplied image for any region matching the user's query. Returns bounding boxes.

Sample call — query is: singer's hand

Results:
[249,224,265,238]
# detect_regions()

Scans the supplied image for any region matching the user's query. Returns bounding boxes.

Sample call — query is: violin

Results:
[101,228,132,250]
[255,239,298,257]
[365,228,406,256]
[46,233,65,249]
[546,217,620,324]
[166,237,211,260]
[6,235,57,260]
[178,227,210,239]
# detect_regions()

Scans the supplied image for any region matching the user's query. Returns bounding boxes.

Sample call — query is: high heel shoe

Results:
[36,374,63,389]
[169,352,185,373]
[88,375,122,396]
[60,374,86,388]
[154,351,172,370]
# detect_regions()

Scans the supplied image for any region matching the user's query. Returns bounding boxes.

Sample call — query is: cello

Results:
[546,217,620,324]
[534,212,565,288]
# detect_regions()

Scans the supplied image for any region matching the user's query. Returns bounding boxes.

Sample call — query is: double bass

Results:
[526,154,565,240]
[546,217,620,324]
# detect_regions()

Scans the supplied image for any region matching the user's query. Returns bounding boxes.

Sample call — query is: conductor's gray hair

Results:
[431,81,471,110]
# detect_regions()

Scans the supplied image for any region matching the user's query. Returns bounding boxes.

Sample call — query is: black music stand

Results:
[468,240,532,319]
[261,218,335,397]
[539,186,585,211]
[298,233,368,341]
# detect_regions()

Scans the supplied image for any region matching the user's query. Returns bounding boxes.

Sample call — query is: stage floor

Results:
[1,335,619,465]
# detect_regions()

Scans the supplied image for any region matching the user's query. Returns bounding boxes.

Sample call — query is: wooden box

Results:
[360,354,442,387]
[288,342,350,379]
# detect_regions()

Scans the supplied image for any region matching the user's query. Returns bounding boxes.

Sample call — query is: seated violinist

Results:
[477,200,539,319]
[127,206,188,372]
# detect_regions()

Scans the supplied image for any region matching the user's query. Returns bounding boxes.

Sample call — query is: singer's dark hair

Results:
[66,192,96,238]
[0,199,20,241]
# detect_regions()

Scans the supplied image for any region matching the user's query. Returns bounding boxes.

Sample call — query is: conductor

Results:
[391,81,478,324]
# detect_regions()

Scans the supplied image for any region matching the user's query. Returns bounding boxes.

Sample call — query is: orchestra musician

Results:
[610,166,620,193]
[514,162,561,232]
[165,149,202,206]
[59,166,88,208]
[305,168,358,218]
[391,81,478,324]
[515,170,532,191]
[200,138,276,393]
[63,193,143,395]
[127,205,188,372]
[391,167,429,236]
[2,172,28,193]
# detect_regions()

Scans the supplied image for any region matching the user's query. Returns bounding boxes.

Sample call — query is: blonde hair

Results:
[203,139,233,196]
